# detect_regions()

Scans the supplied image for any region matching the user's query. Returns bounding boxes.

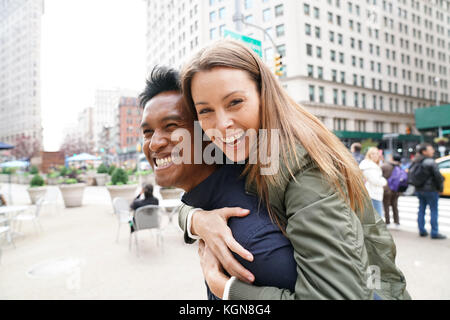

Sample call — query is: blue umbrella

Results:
[0,160,29,168]
[0,142,14,150]
[66,153,101,162]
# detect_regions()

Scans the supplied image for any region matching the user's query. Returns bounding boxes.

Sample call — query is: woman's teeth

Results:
[155,156,173,167]
[222,133,244,144]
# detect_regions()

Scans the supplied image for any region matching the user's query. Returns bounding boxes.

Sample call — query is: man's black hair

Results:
[139,66,181,108]
[392,153,402,162]
[143,184,154,199]
[417,143,432,155]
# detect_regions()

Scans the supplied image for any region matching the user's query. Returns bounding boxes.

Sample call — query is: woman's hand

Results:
[191,207,255,283]
[198,240,230,299]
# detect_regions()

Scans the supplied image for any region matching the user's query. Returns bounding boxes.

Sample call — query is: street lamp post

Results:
[434,77,440,107]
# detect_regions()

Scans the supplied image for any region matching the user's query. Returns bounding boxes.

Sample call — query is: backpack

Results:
[407,161,428,187]
[388,166,409,192]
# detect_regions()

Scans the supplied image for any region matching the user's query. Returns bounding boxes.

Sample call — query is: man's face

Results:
[424,146,435,158]
[140,91,197,189]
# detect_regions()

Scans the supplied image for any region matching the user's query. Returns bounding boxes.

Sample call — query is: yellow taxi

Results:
[436,155,450,196]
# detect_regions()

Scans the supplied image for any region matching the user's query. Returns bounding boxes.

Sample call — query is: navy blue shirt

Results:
[182,164,297,300]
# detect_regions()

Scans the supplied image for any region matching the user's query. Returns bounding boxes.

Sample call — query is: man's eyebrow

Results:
[195,90,245,106]
[161,115,184,122]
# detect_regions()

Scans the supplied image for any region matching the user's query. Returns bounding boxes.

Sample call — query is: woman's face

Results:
[190,67,261,162]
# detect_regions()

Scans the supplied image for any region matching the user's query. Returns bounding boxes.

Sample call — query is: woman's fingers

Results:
[220,207,250,219]
[217,243,255,283]
[224,234,253,262]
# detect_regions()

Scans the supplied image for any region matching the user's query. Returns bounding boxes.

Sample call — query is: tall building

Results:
[117,96,143,163]
[145,0,450,152]
[0,0,44,147]
[93,88,138,152]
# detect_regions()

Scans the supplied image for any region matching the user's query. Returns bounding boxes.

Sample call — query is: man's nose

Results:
[149,130,168,152]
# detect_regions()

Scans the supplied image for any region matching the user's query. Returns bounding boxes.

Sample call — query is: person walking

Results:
[359,147,387,216]
[350,142,364,164]
[409,143,446,239]
[381,154,404,229]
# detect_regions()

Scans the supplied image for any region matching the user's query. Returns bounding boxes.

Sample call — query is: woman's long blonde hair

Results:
[181,40,369,229]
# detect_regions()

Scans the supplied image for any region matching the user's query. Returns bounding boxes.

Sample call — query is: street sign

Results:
[442,129,450,135]
[224,29,262,58]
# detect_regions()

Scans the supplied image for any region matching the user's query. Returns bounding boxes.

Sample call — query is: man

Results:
[410,143,446,239]
[138,66,298,300]
[381,154,402,228]
[130,184,159,211]
[350,142,364,164]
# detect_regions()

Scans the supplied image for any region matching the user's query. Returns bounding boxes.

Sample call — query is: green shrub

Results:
[30,174,45,188]
[59,166,69,177]
[63,178,78,184]
[97,163,108,174]
[48,171,60,178]
[30,166,39,174]
[108,165,116,176]
[136,169,153,176]
[111,168,128,185]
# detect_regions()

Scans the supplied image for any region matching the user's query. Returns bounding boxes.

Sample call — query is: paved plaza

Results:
[1,184,449,300]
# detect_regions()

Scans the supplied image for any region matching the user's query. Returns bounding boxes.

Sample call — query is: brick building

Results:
[117,97,143,164]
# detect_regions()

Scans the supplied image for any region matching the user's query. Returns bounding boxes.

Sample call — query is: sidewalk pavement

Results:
[0,184,449,299]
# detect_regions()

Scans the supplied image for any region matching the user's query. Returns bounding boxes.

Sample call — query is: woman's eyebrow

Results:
[195,90,245,106]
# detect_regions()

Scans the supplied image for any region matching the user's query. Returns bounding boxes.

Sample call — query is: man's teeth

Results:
[222,133,244,144]
[155,156,173,167]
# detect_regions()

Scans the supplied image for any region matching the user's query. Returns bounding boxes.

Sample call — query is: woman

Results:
[178,40,409,300]
[359,147,387,216]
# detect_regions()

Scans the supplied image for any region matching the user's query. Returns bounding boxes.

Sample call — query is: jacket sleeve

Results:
[177,203,197,244]
[363,168,387,188]
[431,162,445,192]
[228,168,372,300]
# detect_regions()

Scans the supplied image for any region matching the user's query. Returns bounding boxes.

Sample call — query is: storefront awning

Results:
[415,104,450,130]
[334,131,422,142]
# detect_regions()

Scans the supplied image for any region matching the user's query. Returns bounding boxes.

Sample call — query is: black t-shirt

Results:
[130,196,159,211]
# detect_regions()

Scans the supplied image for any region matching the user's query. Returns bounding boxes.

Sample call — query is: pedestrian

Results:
[359,147,387,216]
[178,40,409,300]
[409,143,446,239]
[381,154,405,229]
[350,142,364,164]
[0,193,7,206]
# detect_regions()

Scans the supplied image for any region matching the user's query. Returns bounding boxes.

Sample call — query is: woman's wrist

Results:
[206,269,230,299]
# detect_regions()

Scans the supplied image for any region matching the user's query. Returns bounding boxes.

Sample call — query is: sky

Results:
[41,0,147,151]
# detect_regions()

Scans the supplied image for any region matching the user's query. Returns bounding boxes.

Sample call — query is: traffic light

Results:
[274,54,283,77]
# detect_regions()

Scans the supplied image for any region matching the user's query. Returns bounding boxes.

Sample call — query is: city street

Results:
[1,184,449,300]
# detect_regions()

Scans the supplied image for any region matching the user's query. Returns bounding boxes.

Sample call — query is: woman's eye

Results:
[230,99,243,106]
[198,108,212,115]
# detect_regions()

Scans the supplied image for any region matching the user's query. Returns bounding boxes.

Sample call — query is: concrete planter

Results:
[11,175,19,184]
[58,183,86,208]
[159,188,184,200]
[27,186,48,204]
[106,184,138,204]
[0,174,9,183]
[19,174,32,185]
[94,173,108,186]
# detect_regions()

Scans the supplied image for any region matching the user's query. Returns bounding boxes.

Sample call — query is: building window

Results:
[318,66,323,79]
[333,89,338,104]
[334,118,347,131]
[341,90,347,105]
[309,85,315,102]
[305,23,311,35]
[263,8,271,22]
[307,64,314,77]
[276,24,285,37]
[319,87,325,103]
[304,3,310,15]
[374,121,384,133]
[275,4,284,17]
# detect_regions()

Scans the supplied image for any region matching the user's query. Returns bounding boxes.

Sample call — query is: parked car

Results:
[436,155,450,196]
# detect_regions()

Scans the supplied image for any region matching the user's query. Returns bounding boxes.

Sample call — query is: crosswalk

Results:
[385,195,450,236]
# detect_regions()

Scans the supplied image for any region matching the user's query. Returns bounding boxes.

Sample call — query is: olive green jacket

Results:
[178,146,410,300]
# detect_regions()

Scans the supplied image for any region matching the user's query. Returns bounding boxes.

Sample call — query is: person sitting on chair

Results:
[129,184,159,233]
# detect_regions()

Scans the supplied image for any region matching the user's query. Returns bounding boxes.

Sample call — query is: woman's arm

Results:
[177,203,256,283]
[224,168,372,300]
[363,168,387,188]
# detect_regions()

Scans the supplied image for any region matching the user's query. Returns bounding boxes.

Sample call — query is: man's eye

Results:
[143,130,153,137]
[166,123,178,129]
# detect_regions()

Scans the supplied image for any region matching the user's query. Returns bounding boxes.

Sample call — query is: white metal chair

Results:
[14,197,44,234]
[130,205,163,257]
[42,188,61,215]
[112,197,132,243]
[0,217,15,264]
